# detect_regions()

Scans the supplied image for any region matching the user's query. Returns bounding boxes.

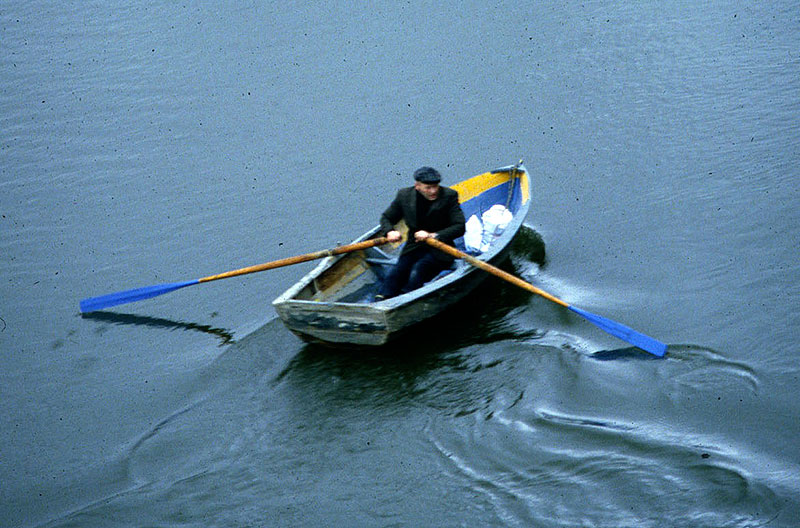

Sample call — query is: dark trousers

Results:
[378,249,450,299]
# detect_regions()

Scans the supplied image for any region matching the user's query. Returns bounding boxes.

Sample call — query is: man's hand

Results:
[414,230,436,241]
[386,230,402,243]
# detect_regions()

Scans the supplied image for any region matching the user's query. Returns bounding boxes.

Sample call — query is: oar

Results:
[80,237,389,313]
[425,238,667,356]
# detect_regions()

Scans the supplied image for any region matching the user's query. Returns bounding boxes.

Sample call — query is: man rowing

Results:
[374,167,466,300]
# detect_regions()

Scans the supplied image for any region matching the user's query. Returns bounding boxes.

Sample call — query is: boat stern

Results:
[272,297,393,346]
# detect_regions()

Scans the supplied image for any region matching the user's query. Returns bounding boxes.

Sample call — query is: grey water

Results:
[2,1,798,526]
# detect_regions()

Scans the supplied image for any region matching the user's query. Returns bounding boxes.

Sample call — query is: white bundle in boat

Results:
[480,204,513,252]
[463,214,483,252]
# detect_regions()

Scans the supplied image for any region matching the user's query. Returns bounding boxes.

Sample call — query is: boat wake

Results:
[423,340,783,527]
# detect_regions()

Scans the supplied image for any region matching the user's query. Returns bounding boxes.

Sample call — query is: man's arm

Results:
[379,190,404,236]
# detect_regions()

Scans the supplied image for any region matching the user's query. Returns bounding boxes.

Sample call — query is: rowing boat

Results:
[272,163,531,346]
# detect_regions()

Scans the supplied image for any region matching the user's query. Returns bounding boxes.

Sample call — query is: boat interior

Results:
[289,168,528,304]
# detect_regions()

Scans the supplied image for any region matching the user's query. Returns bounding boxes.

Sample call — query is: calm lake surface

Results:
[2,1,798,526]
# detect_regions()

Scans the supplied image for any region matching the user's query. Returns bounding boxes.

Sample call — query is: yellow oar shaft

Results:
[79,237,390,313]
[425,238,569,308]
[425,237,668,357]
[198,237,389,283]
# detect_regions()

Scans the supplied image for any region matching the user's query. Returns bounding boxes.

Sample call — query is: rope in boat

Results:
[504,159,523,209]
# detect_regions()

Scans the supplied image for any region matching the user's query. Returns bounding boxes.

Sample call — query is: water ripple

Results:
[660,345,760,395]
[428,404,783,527]
[424,340,783,527]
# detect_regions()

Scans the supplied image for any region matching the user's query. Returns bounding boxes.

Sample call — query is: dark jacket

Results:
[380,186,466,262]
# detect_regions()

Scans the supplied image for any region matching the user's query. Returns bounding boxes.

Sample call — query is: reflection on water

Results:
[274,222,552,415]
[591,346,665,361]
[80,311,236,347]
[514,223,547,267]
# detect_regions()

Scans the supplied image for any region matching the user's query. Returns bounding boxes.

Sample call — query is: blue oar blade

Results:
[568,305,667,357]
[79,280,199,313]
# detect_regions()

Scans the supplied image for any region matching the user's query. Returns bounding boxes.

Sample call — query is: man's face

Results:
[415,181,440,201]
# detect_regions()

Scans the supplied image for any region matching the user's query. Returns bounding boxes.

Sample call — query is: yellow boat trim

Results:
[451,169,530,204]
[520,170,529,204]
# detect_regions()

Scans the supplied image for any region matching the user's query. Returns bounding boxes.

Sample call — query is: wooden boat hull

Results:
[273,163,531,346]
[274,259,496,346]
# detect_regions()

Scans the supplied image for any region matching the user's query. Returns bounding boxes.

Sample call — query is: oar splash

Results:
[425,237,667,356]
[80,237,389,313]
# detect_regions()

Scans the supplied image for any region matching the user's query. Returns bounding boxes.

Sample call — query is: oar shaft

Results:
[198,237,388,283]
[424,238,568,307]
[79,237,389,312]
[425,237,666,356]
